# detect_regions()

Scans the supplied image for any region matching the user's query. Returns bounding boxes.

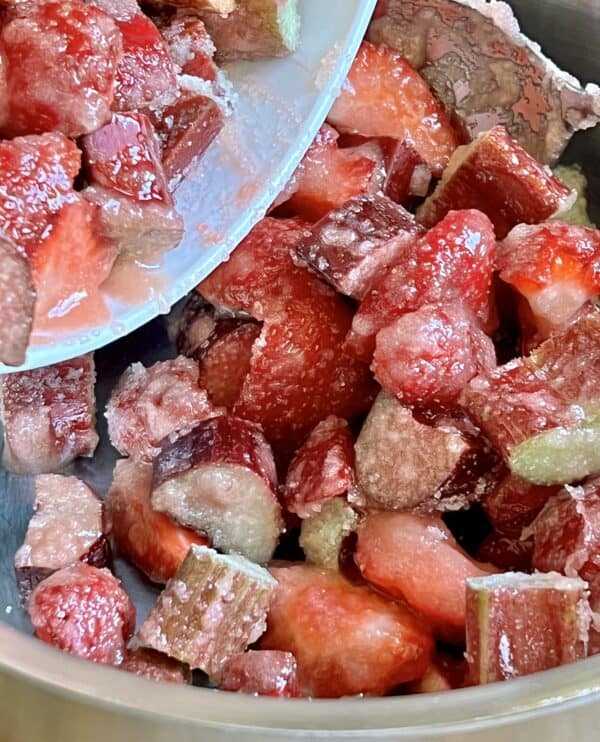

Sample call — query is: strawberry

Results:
[1,0,122,137]
[81,112,172,205]
[158,12,219,81]
[497,221,600,336]
[219,651,301,697]
[328,42,458,177]
[113,11,178,112]
[108,458,208,584]
[372,302,496,406]
[417,126,575,238]
[355,511,495,644]
[482,473,559,536]
[261,564,433,697]
[277,124,385,222]
[476,531,534,573]
[345,209,496,362]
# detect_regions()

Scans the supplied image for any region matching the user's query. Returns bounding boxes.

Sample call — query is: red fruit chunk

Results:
[283,416,354,519]
[30,199,119,322]
[0,133,80,254]
[105,356,219,462]
[0,232,35,366]
[1,354,98,475]
[81,112,171,205]
[28,563,135,665]
[108,458,207,584]
[417,126,575,238]
[380,138,432,204]
[262,564,433,697]
[279,124,385,222]
[1,0,122,137]
[346,209,496,362]
[476,531,533,573]
[497,222,600,336]
[355,511,495,644]
[482,474,559,535]
[328,42,458,177]
[88,0,139,22]
[527,482,600,612]
[295,194,424,301]
[219,651,301,697]
[372,303,496,406]
[113,12,177,112]
[153,93,225,192]
[466,572,591,684]
[120,648,189,684]
[158,13,218,81]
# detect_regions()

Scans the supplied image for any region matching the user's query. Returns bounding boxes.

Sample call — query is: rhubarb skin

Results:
[466,572,591,684]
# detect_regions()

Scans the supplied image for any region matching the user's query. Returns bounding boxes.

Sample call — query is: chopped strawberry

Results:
[482,473,559,536]
[295,194,424,301]
[328,42,458,177]
[497,222,600,336]
[81,112,171,205]
[417,126,575,238]
[278,124,385,222]
[261,564,433,697]
[28,563,135,665]
[355,511,495,644]
[0,133,81,253]
[283,416,354,519]
[219,651,301,697]
[346,209,496,362]
[1,0,122,137]
[476,531,534,573]
[108,457,208,584]
[113,11,178,112]
[158,12,219,81]
[372,303,496,406]
[29,199,118,321]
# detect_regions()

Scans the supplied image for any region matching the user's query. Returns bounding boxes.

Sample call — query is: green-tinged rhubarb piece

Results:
[299,497,359,569]
[199,0,300,61]
[553,165,595,227]
[466,572,591,685]
[137,545,276,678]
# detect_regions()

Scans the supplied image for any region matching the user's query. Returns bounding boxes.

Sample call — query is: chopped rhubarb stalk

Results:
[158,13,219,81]
[108,458,208,584]
[482,474,559,535]
[83,185,184,259]
[294,194,424,301]
[261,564,433,697]
[219,651,301,697]
[29,563,135,665]
[81,112,172,205]
[355,393,476,512]
[279,124,386,222]
[113,11,178,112]
[417,126,575,238]
[175,293,220,359]
[198,0,300,61]
[105,356,219,462]
[153,93,225,192]
[0,133,81,254]
[345,209,496,363]
[283,416,354,519]
[355,511,494,644]
[14,474,109,604]
[1,0,122,137]
[299,497,359,570]
[466,572,591,684]
[552,165,594,227]
[0,233,35,366]
[1,354,98,475]
[476,531,534,573]
[138,545,277,677]
[379,138,432,204]
[526,483,600,612]
[328,42,458,177]
[372,303,496,406]
[497,222,600,336]
[151,416,282,564]
[30,198,119,322]
[120,648,190,684]
[367,0,600,165]
[406,652,470,694]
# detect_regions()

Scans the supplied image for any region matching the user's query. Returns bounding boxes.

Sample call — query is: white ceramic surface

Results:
[2,0,378,373]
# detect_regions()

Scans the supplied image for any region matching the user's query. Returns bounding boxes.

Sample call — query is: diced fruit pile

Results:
[4,0,600,702]
[0,0,302,366]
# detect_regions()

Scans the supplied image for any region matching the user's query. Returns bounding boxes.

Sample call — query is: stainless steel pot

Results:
[1,2,599,740]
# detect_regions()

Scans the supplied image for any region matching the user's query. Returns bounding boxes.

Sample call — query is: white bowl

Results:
[3,0,378,373]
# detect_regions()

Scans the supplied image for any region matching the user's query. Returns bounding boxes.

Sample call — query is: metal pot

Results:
[1,1,599,740]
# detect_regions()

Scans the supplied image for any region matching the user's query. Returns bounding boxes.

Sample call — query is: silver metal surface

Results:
[1,1,600,740]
